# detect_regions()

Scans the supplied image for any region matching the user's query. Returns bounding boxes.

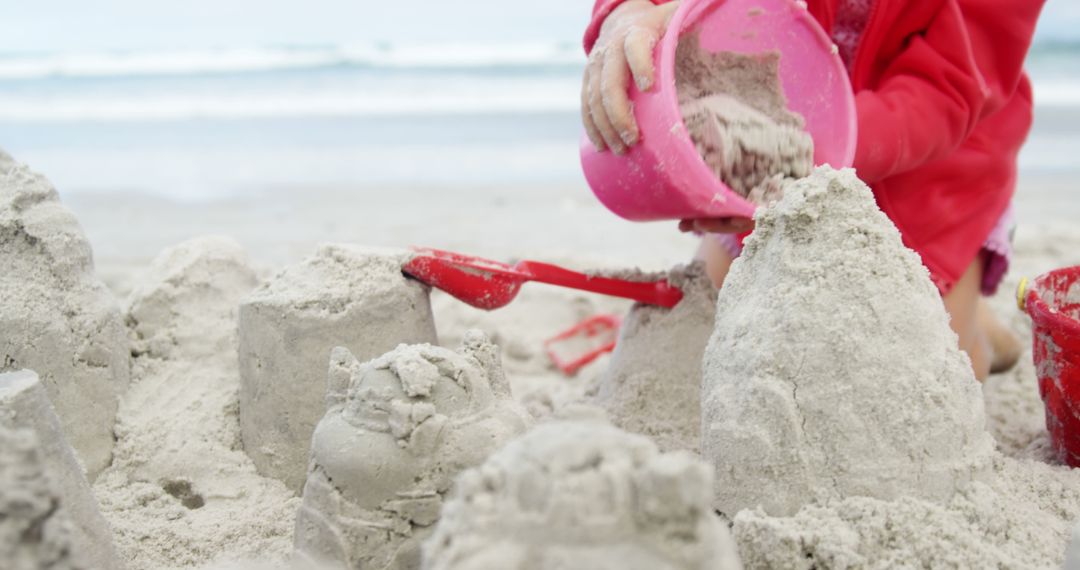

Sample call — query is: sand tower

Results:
[593,262,717,453]
[293,331,530,569]
[423,411,743,570]
[239,245,438,491]
[1,370,120,570]
[702,167,995,517]
[0,150,130,479]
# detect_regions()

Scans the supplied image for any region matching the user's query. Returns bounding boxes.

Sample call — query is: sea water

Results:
[0,41,1078,206]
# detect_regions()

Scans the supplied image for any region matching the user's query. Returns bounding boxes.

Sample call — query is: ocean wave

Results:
[0,90,582,122]
[2,38,1075,82]
[0,43,585,80]
[2,39,1071,82]
[1,87,1074,123]
[0,59,1075,122]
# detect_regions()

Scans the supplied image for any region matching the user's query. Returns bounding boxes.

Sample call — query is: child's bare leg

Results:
[979,295,1023,374]
[696,236,734,287]
[943,258,993,381]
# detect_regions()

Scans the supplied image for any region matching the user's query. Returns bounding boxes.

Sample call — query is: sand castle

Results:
[0,426,82,570]
[593,262,717,453]
[92,236,299,568]
[4,147,1080,568]
[1,370,120,570]
[0,151,130,479]
[293,332,530,569]
[702,166,996,517]
[424,411,742,570]
[126,235,261,361]
[239,245,439,491]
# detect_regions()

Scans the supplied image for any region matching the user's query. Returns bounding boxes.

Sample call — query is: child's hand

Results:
[679,218,755,234]
[582,0,679,154]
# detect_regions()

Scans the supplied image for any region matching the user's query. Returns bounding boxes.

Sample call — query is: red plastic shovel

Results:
[402,247,684,310]
[544,314,623,376]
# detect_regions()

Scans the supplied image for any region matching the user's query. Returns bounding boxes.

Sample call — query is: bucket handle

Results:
[1017,276,1030,313]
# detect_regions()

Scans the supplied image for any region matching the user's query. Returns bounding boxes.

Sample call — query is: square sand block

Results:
[239,245,438,491]
[0,369,121,570]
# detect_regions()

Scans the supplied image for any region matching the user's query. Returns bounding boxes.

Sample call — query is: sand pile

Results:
[294,333,531,569]
[92,237,299,569]
[1066,524,1080,570]
[676,34,813,202]
[592,262,716,453]
[1,370,119,570]
[0,150,130,478]
[5,147,1080,568]
[424,410,742,570]
[239,245,438,491]
[703,167,995,517]
[0,426,81,570]
[734,454,1080,569]
[699,168,1080,568]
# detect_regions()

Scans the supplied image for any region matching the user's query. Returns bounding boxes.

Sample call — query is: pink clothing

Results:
[586,0,1037,296]
[832,0,875,69]
[981,204,1015,296]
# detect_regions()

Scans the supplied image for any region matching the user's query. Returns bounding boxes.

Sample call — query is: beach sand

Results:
[4,154,1080,568]
[63,173,1077,295]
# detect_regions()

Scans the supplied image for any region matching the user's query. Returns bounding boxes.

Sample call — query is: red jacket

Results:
[585,0,1044,293]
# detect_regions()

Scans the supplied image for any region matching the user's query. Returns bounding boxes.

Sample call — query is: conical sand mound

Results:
[703,167,995,517]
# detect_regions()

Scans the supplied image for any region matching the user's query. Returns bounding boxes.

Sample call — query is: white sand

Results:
[63,223,1080,569]
[3,146,1080,568]
[294,333,530,569]
[705,169,1080,568]
[0,370,119,570]
[92,236,299,570]
[593,262,717,453]
[431,283,632,421]
[0,426,81,570]
[424,410,743,570]
[0,149,130,479]
[704,167,995,517]
[238,245,438,492]
[734,454,1080,569]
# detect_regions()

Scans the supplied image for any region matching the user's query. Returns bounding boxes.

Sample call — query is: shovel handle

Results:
[515,261,684,308]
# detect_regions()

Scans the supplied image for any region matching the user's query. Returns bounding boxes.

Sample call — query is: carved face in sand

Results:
[294,331,530,570]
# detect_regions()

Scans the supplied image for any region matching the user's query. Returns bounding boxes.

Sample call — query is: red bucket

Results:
[1022,265,1080,466]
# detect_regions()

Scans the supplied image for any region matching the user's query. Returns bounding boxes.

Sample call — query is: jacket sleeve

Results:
[584,0,670,54]
[854,0,1043,183]
[957,0,1044,118]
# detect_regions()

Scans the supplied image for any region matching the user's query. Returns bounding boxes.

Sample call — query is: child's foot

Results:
[979,300,1023,374]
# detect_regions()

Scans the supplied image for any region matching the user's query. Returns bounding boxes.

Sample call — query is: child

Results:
[581,0,1045,381]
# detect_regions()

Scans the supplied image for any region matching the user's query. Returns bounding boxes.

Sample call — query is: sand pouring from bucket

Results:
[579,0,857,222]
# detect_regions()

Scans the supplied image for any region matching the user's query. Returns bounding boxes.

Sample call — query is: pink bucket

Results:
[579,0,857,222]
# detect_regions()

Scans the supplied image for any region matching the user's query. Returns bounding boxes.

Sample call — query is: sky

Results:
[0,0,1077,54]
[0,0,588,53]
